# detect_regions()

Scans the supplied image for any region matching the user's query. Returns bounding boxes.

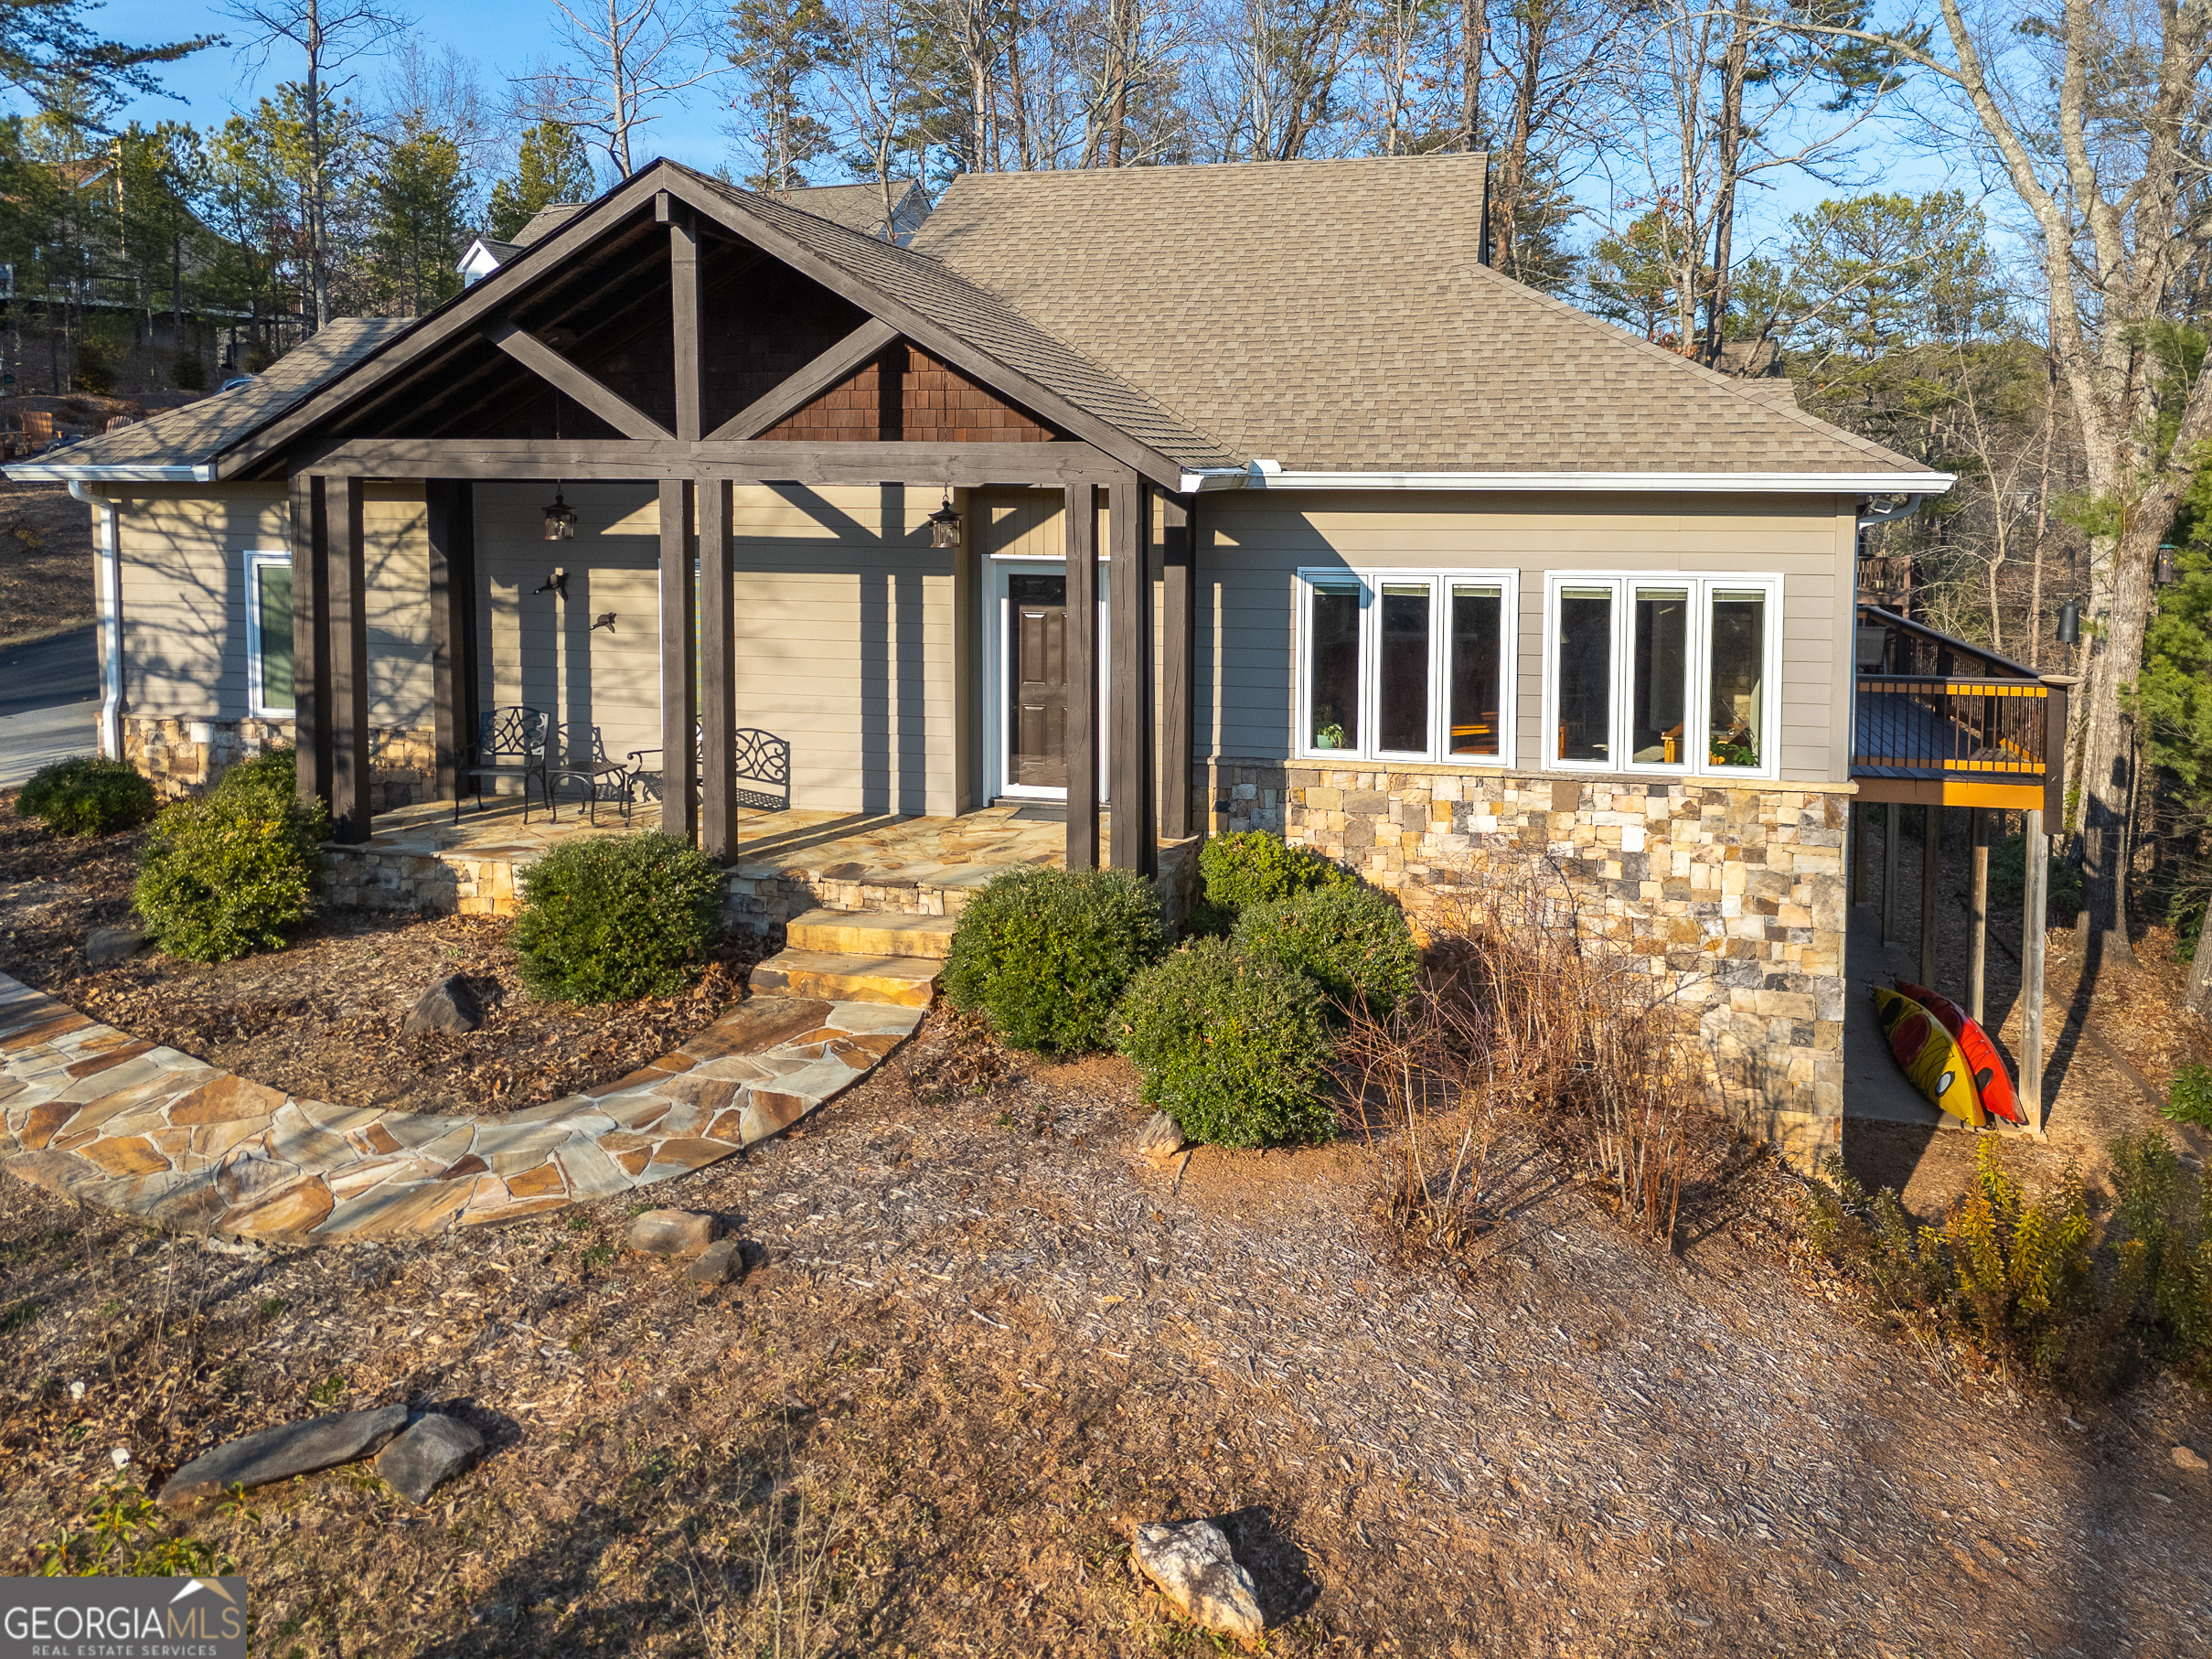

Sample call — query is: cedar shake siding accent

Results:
[762,342,1059,443]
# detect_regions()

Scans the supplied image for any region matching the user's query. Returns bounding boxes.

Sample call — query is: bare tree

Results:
[515,0,719,177]
[222,0,411,328]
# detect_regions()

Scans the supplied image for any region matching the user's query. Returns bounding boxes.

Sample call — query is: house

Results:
[12,152,2004,1170]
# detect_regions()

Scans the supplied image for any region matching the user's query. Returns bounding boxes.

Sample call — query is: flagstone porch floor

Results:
[326,797,1198,931]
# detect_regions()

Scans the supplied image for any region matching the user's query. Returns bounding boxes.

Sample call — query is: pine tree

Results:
[726,0,839,192]
[371,115,468,315]
[486,121,595,240]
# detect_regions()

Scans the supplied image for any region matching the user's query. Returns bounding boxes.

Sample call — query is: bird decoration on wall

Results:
[592,612,616,633]
[533,568,568,598]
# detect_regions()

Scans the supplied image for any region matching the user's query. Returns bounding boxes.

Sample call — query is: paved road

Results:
[0,626,98,787]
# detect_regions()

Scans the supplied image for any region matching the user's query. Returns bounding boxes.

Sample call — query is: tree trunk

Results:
[1462,0,1484,150]
[1701,2,1749,367]
[2186,901,2212,1015]
[2074,506,2169,965]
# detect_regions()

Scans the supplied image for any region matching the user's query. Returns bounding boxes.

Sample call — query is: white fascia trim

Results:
[4,462,217,482]
[1178,467,1957,495]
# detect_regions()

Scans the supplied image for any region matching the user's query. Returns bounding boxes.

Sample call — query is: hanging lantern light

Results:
[543,484,577,541]
[2155,543,2178,586]
[2056,600,2080,645]
[926,492,962,550]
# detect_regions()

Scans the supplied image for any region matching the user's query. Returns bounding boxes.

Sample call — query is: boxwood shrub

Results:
[17,756,155,837]
[134,781,331,963]
[943,865,1167,1054]
[513,832,723,1003]
[214,745,302,802]
[1191,830,1354,934]
[1234,884,1419,1017]
[1116,937,1337,1147]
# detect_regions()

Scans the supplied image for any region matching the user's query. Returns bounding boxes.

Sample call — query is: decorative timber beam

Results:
[292,437,1127,487]
[709,318,902,441]
[665,193,702,442]
[483,318,673,442]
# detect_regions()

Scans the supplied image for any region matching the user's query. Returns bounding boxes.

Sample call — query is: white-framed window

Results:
[1293,568,1518,765]
[244,550,295,718]
[1541,572,1781,779]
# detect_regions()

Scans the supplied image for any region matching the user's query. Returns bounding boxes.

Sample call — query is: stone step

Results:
[749,948,942,1009]
[785,907,959,961]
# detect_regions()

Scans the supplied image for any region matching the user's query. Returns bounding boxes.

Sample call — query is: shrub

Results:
[1191,830,1355,934]
[17,756,156,837]
[1116,937,1336,1147]
[513,832,723,1004]
[1989,832,2083,925]
[1234,884,1419,1017]
[134,784,330,963]
[942,866,1166,1054]
[214,745,301,802]
[170,351,206,391]
[2165,1062,2212,1129]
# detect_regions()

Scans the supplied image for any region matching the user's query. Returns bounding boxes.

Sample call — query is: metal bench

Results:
[454,705,550,823]
[625,725,792,815]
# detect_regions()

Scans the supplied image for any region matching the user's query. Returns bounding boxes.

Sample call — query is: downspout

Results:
[69,480,123,759]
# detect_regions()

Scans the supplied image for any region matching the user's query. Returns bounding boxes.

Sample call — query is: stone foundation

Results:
[325,844,527,916]
[1209,756,1849,1172]
[122,716,437,809]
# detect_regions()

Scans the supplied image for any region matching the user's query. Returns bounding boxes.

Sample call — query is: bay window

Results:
[1296,569,1517,764]
[1543,573,1779,777]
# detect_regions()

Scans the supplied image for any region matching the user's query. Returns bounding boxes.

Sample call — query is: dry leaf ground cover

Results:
[5,1013,2209,1657]
[0,791,762,1116]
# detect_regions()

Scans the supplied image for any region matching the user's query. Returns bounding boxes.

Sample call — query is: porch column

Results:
[1918,803,1942,989]
[658,478,699,845]
[425,479,477,803]
[1108,471,1155,878]
[327,475,370,843]
[1064,481,1099,872]
[699,476,737,861]
[1159,493,1194,840]
[287,473,332,810]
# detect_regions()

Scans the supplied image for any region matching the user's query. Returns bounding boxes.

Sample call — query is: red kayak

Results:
[1896,979,2025,1126]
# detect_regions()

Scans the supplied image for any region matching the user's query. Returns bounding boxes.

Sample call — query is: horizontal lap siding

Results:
[1200,491,1857,785]
[112,483,430,729]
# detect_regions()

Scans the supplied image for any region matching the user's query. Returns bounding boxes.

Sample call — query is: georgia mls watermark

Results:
[1,1577,247,1659]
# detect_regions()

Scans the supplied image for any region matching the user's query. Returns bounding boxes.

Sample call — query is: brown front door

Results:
[1009,572,1068,789]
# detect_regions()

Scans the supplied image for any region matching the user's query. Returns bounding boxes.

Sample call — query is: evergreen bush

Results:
[513,832,724,1003]
[213,745,301,802]
[942,865,1166,1054]
[17,756,156,838]
[1116,937,1337,1147]
[134,782,330,963]
[1234,884,1420,1017]
[1190,830,1354,934]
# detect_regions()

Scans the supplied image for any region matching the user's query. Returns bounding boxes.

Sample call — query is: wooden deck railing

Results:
[1852,606,2069,809]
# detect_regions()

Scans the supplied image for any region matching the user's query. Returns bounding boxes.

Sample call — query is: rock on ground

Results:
[85,925,144,967]
[685,1236,748,1286]
[375,1413,486,1504]
[1135,1111,1187,1166]
[402,973,483,1036]
[160,1404,410,1506]
[628,1208,718,1258]
[1130,1518,1265,1639]
[2175,1444,2207,1472]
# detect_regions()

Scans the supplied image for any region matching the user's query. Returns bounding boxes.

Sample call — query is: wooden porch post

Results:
[698,476,737,861]
[327,476,370,843]
[1108,471,1155,877]
[1968,807,1989,1022]
[1064,481,1099,872]
[425,479,477,803]
[2023,806,2047,1135]
[1849,799,1866,905]
[658,478,699,845]
[287,473,332,810]
[1882,802,1900,947]
[1159,493,1193,840]
[1919,803,1942,990]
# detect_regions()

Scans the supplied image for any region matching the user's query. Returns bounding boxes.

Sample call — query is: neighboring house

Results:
[16,153,2012,1170]
[772,180,933,245]
[457,204,585,285]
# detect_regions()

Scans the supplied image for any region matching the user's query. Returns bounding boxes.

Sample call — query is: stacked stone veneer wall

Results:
[123,716,436,810]
[325,846,527,916]
[1206,757,1848,1173]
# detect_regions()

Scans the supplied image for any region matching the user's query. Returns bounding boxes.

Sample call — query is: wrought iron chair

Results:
[545,722,633,824]
[625,725,792,816]
[454,705,550,823]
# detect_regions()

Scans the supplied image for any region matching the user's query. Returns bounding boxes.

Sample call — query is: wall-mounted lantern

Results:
[926,493,962,550]
[543,485,577,541]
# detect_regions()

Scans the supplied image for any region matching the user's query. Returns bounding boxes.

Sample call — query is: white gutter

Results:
[1175,465,1957,495]
[7,461,216,483]
[69,481,124,760]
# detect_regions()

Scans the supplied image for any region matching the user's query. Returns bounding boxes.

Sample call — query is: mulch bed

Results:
[0,791,764,1117]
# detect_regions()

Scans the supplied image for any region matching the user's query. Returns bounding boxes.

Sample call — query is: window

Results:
[245,551,294,717]
[1543,573,1779,777]
[1295,569,1517,764]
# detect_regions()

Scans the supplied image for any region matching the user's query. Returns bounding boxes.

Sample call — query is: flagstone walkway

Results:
[0,972,922,1242]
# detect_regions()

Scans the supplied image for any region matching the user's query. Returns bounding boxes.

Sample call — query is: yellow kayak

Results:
[1872,985,1986,1128]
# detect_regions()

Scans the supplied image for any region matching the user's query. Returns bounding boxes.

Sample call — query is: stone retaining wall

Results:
[1206,755,1849,1172]
[324,844,526,916]
[123,716,436,809]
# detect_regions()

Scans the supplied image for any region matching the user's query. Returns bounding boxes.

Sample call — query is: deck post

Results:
[1919,803,1942,989]
[1064,481,1099,872]
[287,473,332,811]
[698,477,737,861]
[424,479,477,803]
[1159,493,1193,840]
[1968,807,1989,1022]
[2022,806,2048,1135]
[327,476,370,843]
[1108,471,1155,877]
[657,478,698,845]
[1849,799,1866,904]
[1881,802,1900,947]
